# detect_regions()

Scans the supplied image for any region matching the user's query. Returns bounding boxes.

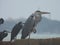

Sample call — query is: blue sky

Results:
[0,0,60,21]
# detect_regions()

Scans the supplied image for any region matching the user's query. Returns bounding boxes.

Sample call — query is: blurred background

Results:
[0,0,60,41]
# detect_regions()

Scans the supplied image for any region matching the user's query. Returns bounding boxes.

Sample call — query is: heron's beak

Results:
[41,11,50,14]
[40,12,50,14]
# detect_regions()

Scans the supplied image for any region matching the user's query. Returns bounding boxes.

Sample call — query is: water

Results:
[3,33,60,41]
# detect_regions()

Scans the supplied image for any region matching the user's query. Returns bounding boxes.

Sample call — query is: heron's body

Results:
[11,22,23,41]
[21,15,35,39]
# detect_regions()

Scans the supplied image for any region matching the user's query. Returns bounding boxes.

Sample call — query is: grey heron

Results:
[21,10,50,39]
[11,21,23,41]
[0,30,8,41]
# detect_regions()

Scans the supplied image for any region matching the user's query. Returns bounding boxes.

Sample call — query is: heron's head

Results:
[34,10,50,15]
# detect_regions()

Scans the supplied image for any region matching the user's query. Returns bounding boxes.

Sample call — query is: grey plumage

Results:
[11,22,23,41]
[21,15,35,39]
